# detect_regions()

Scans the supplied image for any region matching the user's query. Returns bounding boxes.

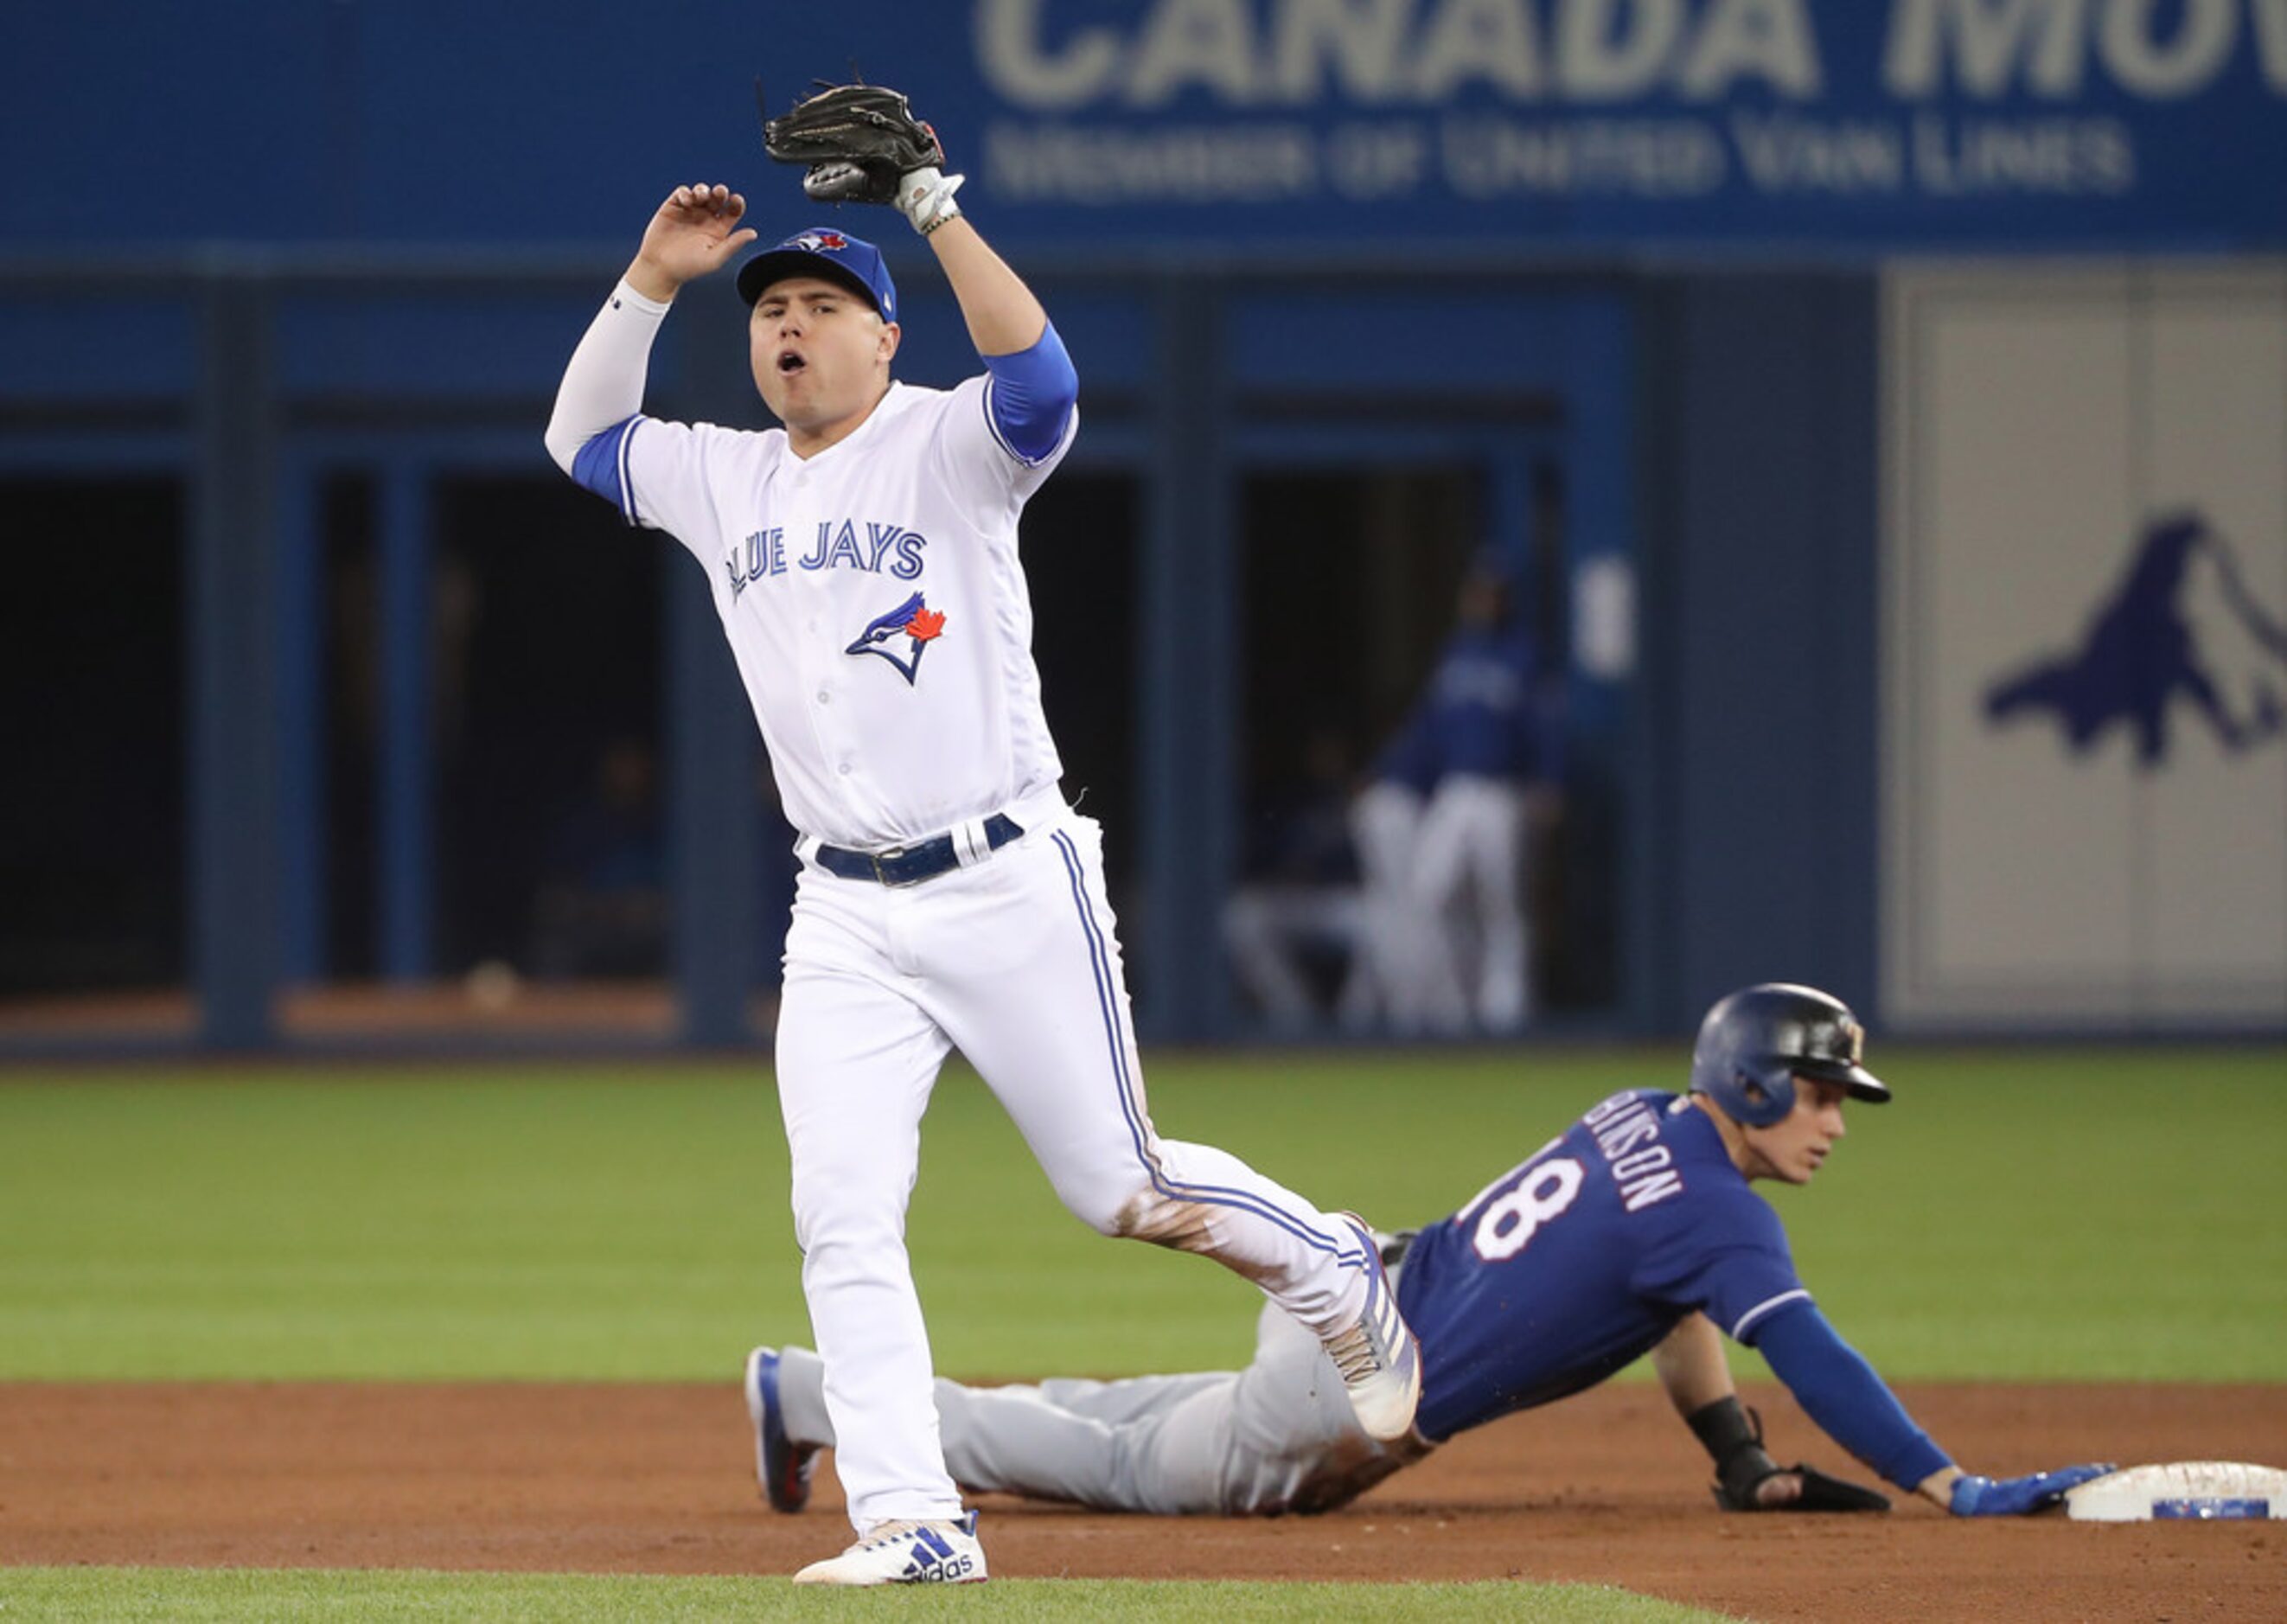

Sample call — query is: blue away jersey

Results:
[1421,624,1549,782]
[1398,1089,1807,1443]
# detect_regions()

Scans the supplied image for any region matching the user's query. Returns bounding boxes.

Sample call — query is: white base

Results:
[2065,1461,2285,1522]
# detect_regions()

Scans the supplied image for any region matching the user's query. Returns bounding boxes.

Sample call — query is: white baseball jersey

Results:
[552,287,1076,849]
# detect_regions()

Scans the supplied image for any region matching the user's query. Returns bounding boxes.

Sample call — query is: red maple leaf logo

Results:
[906,607,947,642]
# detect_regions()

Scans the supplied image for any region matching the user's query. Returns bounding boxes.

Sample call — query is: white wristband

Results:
[897,166,966,236]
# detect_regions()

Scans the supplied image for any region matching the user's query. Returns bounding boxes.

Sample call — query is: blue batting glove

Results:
[1949,1463,2115,1516]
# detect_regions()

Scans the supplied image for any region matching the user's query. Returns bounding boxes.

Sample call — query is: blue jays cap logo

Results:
[738,227,897,321]
[846,591,945,686]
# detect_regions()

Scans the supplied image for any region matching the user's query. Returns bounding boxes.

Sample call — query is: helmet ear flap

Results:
[1732,1064,1794,1128]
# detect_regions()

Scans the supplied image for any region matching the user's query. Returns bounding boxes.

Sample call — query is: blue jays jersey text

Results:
[725,520,929,598]
[1396,1090,1805,1442]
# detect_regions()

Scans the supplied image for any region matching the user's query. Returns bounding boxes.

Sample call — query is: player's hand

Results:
[1698,1397,1889,1513]
[629,184,760,299]
[1720,1463,1891,1512]
[1948,1463,2115,1516]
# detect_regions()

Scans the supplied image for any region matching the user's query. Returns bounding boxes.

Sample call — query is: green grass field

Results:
[0,1568,1735,1622]
[4,1046,2282,1383]
[2,1043,2281,1619]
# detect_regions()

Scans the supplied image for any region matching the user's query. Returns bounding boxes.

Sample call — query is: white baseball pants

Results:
[773,808,1373,1531]
[1412,774,1534,1033]
[1347,781,1434,1032]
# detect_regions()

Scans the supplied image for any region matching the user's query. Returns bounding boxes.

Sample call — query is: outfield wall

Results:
[3,3,2283,1045]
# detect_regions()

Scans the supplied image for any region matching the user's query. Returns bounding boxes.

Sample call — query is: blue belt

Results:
[813,815,1025,887]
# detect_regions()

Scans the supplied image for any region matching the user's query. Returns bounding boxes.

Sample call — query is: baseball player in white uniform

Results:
[543,99,1420,1586]
[1408,555,1556,1035]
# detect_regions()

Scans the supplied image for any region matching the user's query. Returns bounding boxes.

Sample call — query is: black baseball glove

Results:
[1691,1397,1892,1513]
[762,80,946,207]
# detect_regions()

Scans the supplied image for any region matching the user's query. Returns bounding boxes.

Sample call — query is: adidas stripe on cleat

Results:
[792,1512,987,1585]
[1321,1213,1422,1442]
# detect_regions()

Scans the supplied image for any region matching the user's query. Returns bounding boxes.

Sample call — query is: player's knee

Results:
[789,1163,910,1245]
[1051,1175,1131,1237]
[792,1205,910,1281]
[1088,1180,1219,1253]
[1051,1170,1180,1239]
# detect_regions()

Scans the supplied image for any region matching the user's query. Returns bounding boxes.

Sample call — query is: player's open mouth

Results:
[776,350,806,375]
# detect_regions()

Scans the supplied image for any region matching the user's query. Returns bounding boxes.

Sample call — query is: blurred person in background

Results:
[1388,550,1564,1036]
[528,736,667,979]
[1221,726,1370,1033]
[1345,705,1441,1033]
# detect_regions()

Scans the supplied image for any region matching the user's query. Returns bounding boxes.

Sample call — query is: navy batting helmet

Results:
[1689,984,1890,1128]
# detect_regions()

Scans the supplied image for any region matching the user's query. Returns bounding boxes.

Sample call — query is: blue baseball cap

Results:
[736,227,898,323]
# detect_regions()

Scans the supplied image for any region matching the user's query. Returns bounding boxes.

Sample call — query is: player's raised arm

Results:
[762,80,1076,464]
[544,185,756,479]
[921,217,1047,358]
[626,183,761,303]
[923,214,1076,467]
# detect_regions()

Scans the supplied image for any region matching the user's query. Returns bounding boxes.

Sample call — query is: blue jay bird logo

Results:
[845,591,946,686]
[1984,513,2286,767]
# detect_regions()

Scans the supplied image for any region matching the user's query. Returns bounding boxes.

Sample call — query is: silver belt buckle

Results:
[870,844,914,887]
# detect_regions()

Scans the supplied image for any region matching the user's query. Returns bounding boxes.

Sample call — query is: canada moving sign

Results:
[962,1,2287,236]
[981,0,2287,105]
[1881,263,2287,1031]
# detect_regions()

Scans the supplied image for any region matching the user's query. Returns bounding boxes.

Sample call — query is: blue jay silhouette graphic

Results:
[1984,514,2286,767]
[844,591,944,686]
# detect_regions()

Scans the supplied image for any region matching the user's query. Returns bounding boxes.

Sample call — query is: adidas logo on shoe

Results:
[792,1511,987,1586]
[897,1522,977,1582]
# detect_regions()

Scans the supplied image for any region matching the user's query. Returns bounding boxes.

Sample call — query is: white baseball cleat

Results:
[1321,1214,1422,1442]
[791,1512,987,1586]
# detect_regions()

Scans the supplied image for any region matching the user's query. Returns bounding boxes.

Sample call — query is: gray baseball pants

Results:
[771,1299,1428,1516]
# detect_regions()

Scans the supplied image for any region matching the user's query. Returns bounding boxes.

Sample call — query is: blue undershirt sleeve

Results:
[569,413,643,525]
[981,321,1078,466]
[1752,1300,1952,1490]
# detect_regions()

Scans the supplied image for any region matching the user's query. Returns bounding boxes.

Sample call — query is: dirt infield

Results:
[2,1380,2278,1621]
